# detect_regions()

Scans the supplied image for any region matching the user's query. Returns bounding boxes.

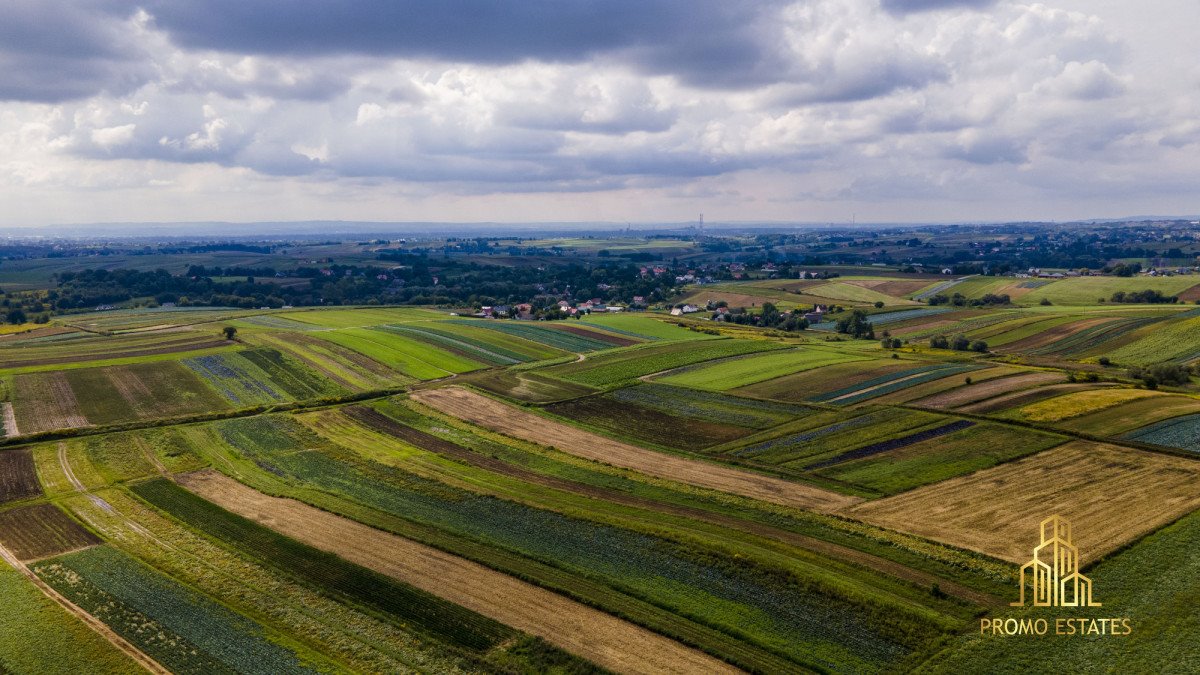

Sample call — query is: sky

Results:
[0,0,1196,227]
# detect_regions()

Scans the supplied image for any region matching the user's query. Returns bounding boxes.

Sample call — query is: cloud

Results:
[0,2,152,102]
[90,123,136,149]
[880,0,996,14]
[140,0,794,89]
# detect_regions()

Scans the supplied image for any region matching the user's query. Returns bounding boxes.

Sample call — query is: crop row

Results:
[1124,412,1200,452]
[807,421,975,469]
[380,324,524,365]
[184,352,288,405]
[34,545,316,674]
[868,307,955,325]
[610,383,810,428]
[656,347,867,391]
[545,395,751,450]
[132,478,517,653]
[208,414,922,671]
[820,424,1062,495]
[0,449,41,503]
[731,410,885,459]
[71,487,476,674]
[0,563,137,673]
[1027,316,1156,356]
[447,319,614,352]
[0,503,100,561]
[552,339,783,388]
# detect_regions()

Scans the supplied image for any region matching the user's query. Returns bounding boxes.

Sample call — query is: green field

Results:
[655,346,871,390]
[1018,276,1200,306]
[548,339,784,388]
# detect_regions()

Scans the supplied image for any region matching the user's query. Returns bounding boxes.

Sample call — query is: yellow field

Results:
[1014,388,1161,422]
[847,441,1200,563]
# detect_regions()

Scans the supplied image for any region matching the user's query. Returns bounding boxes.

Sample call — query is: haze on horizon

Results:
[0,1,1195,227]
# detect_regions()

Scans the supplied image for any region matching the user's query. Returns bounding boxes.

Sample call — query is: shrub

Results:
[874,301,884,308]
[951,334,970,351]
[1098,356,1111,366]
[970,340,988,353]
[1039,298,1052,306]
[930,335,949,349]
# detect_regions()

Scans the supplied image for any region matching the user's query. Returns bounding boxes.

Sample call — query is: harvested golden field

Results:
[848,441,1200,563]
[1013,388,1161,422]
[179,470,737,675]
[411,386,861,512]
[914,371,1064,410]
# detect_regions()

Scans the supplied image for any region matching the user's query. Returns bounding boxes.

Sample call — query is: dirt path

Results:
[345,406,998,606]
[2,402,17,437]
[411,386,861,513]
[0,535,167,674]
[179,470,739,675]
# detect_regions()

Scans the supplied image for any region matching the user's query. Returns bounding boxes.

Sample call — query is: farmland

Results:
[0,281,1199,673]
[850,441,1200,562]
[546,338,784,388]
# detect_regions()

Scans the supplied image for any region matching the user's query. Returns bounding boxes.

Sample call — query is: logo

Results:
[981,514,1131,637]
[1010,514,1100,607]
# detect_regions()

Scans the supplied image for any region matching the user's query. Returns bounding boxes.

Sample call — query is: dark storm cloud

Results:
[141,0,792,88]
[0,1,150,102]
[880,0,996,14]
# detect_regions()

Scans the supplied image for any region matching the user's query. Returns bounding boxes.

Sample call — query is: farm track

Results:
[411,386,862,512]
[180,469,740,675]
[344,406,999,606]
[2,402,18,437]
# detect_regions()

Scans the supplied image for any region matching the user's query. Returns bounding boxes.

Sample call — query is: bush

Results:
[951,334,971,351]
[930,335,949,349]
[1039,298,1052,306]
[970,340,988,353]
[874,301,884,308]
[1098,356,1111,366]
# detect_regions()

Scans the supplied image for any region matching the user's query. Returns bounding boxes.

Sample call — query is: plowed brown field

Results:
[411,386,860,512]
[179,470,737,675]
[848,441,1200,563]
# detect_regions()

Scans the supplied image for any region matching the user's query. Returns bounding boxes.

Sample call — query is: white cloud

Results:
[90,123,136,149]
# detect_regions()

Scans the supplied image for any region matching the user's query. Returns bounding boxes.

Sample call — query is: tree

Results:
[930,335,949,349]
[970,339,989,353]
[836,309,874,339]
[222,326,238,340]
[5,309,26,325]
[952,334,970,351]
[873,301,884,308]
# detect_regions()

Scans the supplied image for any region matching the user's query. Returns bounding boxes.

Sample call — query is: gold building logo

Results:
[1010,515,1100,608]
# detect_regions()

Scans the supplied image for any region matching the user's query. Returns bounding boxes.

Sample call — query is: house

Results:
[802,305,828,323]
